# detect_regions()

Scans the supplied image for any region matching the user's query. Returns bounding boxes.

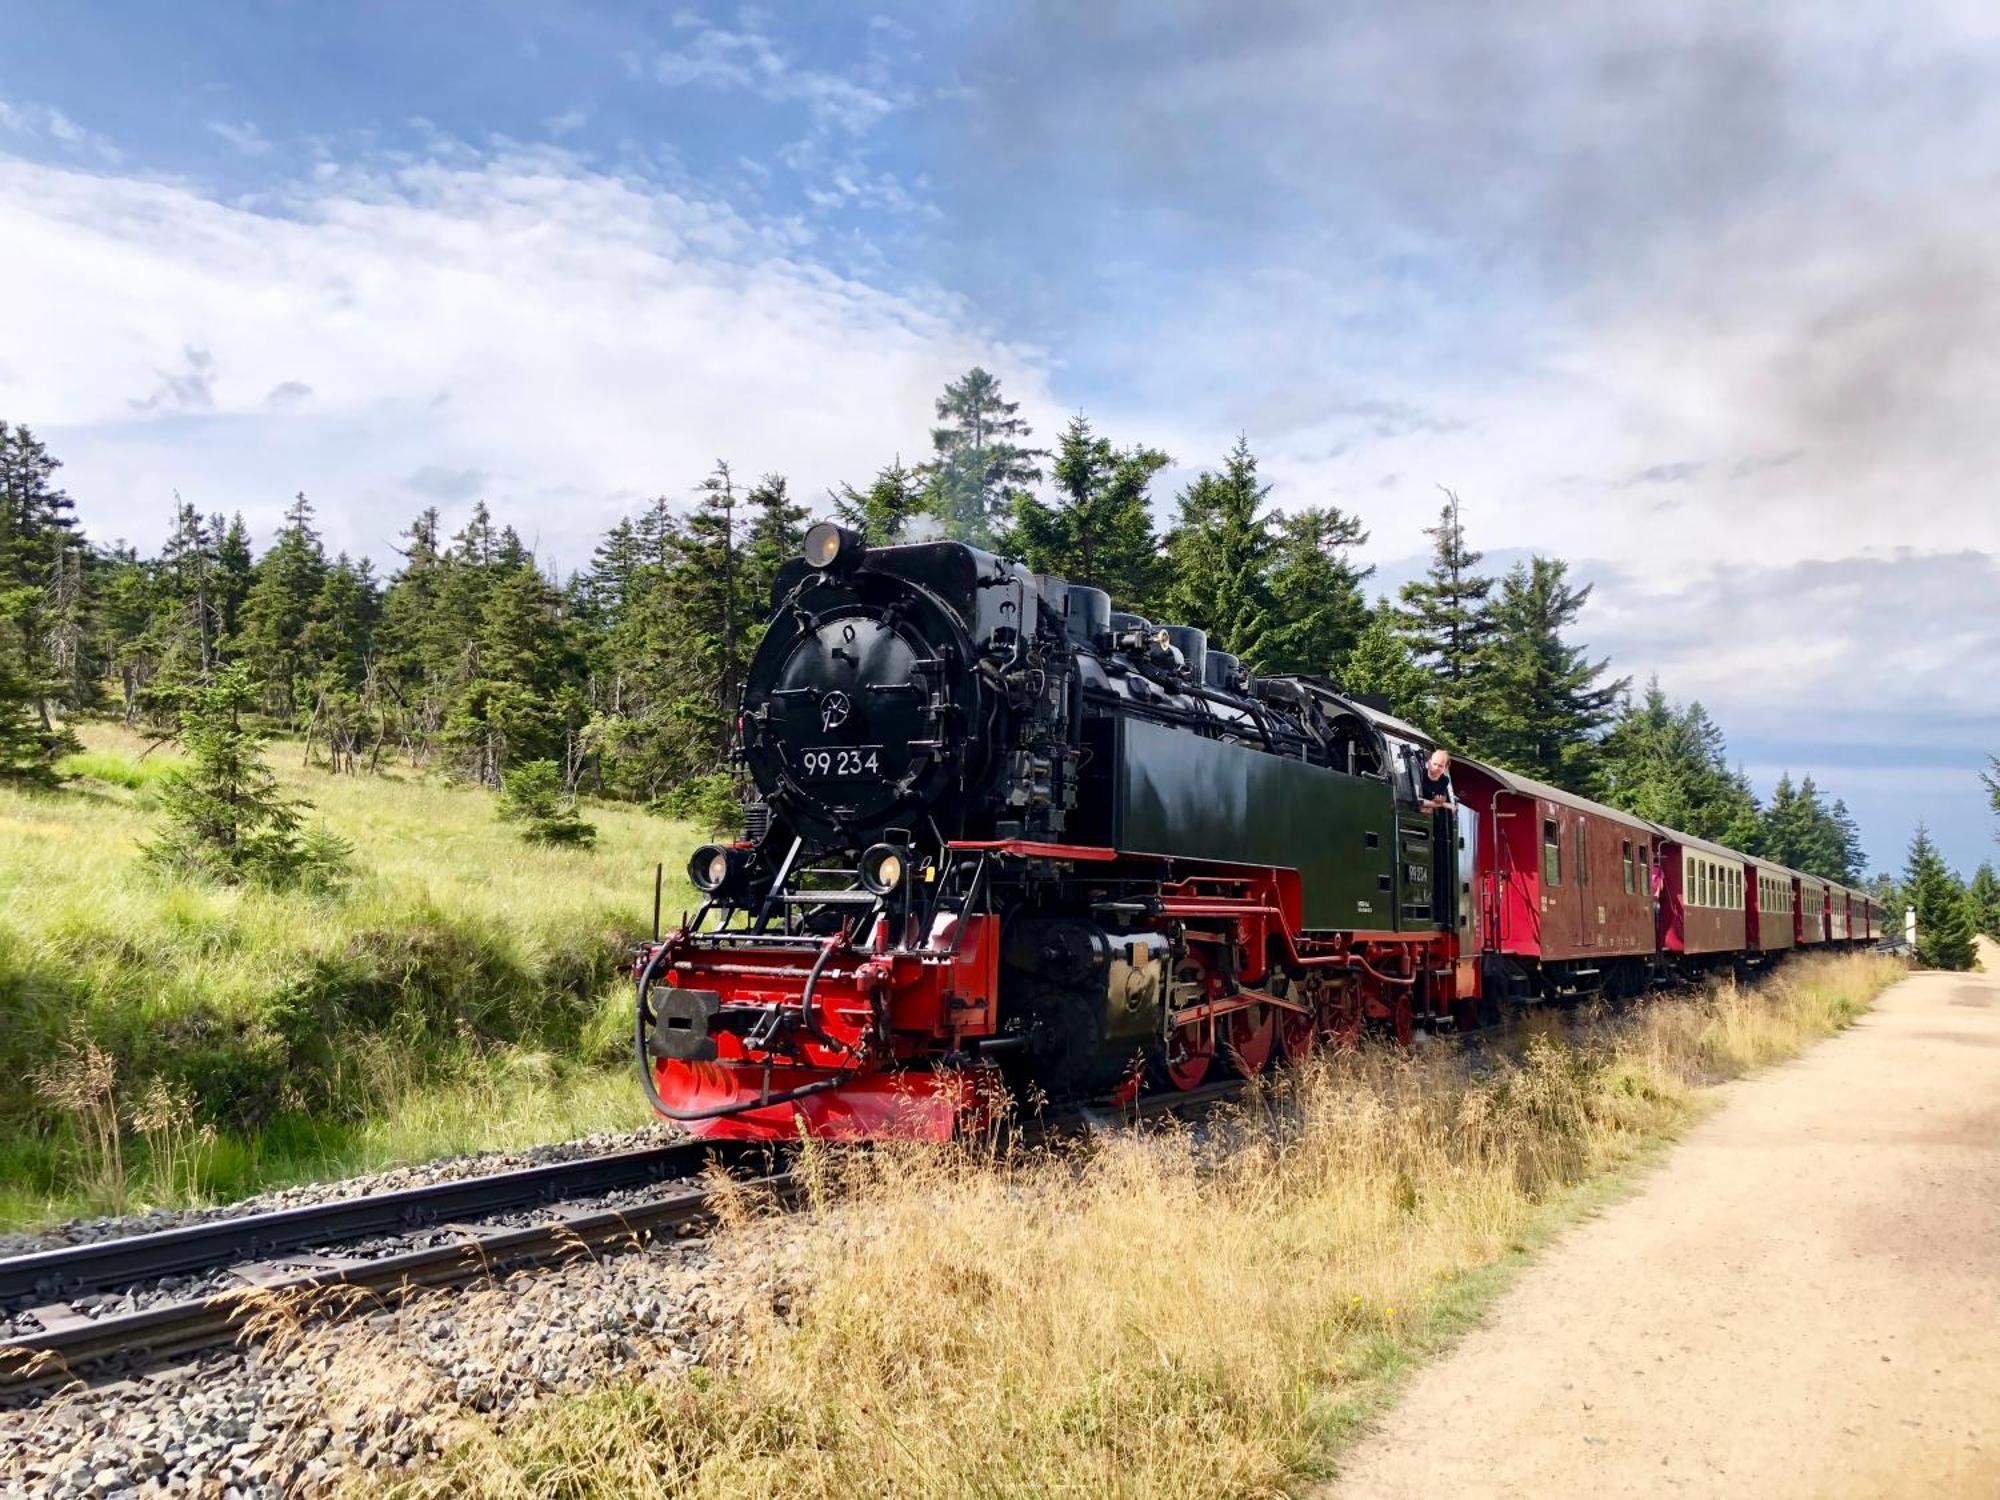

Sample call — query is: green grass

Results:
[0,722,693,1228]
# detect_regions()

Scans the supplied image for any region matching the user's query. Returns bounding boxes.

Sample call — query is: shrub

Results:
[497,759,596,847]
[658,770,742,835]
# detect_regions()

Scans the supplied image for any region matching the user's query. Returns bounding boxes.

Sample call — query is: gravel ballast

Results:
[1,1218,797,1499]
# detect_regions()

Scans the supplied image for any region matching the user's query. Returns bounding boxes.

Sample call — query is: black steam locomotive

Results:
[636,523,1464,1140]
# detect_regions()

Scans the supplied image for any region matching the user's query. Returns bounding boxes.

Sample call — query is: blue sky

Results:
[2,1,1997,877]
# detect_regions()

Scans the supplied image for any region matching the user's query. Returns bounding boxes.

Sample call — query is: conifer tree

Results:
[213,513,254,651]
[1904,824,1975,970]
[497,758,595,846]
[1005,414,1167,608]
[1967,861,2000,941]
[1397,488,1493,749]
[920,368,1045,545]
[144,664,351,889]
[1598,701,1767,851]
[1259,505,1373,678]
[742,473,808,619]
[1158,435,1276,664]
[831,457,925,545]
[1340,609,1431,725]
[446,561,578,786]
[675,461,753,743]
[1479,556,1626,794]
[237,492,329,716]
[0,420,83,776]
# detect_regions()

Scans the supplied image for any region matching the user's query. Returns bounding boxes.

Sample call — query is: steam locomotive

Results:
[634,524,1877,1140]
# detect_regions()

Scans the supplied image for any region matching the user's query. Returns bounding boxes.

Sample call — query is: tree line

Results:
[0,379,1937,894]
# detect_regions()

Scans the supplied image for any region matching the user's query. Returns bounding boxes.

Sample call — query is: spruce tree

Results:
[446,561,577,786]
[212,513,254,652]
[497,758,595,846]
[144,664,351,889]
[1967,862,2000,941]
[0,420,83,777]
[742,473,808,618]
[1479,556,1626,794]
[1904,824,1975,970]
[1158,435,1276,664]
[1397,488,1493,749]
[1260,505,1373,678]
[237,492,329,716]
[920,368,1045,545]
[831,457,925,546]
[1340,609,1431,725]
[1005,414,1167,608]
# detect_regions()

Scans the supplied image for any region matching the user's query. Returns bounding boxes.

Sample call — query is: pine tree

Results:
[143,664,351,889]
[663,461,760,767]
[742,473,808,620]
[1397,488,1494,750]
[0,420,83,777]
[1158,435,1276,664]
[1340,609,1431,725]
[212,513,254,651]
[831,457,925,546]
[1005,414,1167,608]
[1259,505,1373,678]
[237,492,329,716]
[920,368,1045,545]
[445,561,578,787]
[1967,861,2000,941]
[1479,556,1626,794]
[1828,797,1865,884]
[1904,824,1975,970]
[496,759,595,846]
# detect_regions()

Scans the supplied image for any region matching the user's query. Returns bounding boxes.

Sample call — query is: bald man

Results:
[1418,748,1455,811]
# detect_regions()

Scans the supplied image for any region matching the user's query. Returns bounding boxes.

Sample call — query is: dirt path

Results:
[1332,949,2000,1500]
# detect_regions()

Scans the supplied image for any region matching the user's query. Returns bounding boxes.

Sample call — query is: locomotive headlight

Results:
[689,844,733,893]
[803,521,863,570]
[858,842,905,895]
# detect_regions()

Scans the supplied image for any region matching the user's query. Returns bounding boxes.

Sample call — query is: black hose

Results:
[634,941,856,1123]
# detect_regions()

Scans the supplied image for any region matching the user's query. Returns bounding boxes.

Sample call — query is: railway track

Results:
[0,1081,1250,1399]
[0,1138,789,1397]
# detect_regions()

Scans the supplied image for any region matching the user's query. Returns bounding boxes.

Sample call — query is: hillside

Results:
[0,723,701,1227]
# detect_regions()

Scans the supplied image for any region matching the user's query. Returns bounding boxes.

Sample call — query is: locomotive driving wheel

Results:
[1276,978,1317,1065]
[1324,976,1365,1050]
[1226,1001,1276,1077]
[1156,951,1218,1092]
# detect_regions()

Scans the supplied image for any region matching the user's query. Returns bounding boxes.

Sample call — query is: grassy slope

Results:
[0,723,698,1227]
[388,951,1907,1500]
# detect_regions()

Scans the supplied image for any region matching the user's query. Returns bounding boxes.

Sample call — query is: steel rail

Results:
[0,1167,798,1395]
[0,1139,777,1308]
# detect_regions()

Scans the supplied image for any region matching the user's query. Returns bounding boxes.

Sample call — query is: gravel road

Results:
[1331,946,2000,1499]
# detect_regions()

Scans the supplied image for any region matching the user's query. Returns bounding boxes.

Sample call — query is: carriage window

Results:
[1622,839,1634,894]
[1542,819,1562,887]
[1575,821,1589,884]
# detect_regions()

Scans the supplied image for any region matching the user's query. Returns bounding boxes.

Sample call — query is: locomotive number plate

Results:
[797,745,884,780]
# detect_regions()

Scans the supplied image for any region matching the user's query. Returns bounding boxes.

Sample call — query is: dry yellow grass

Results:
[382,950,1904,1500]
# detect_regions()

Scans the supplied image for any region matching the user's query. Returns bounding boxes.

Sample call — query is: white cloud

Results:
[207,120,273,157]
[0,98,122,163]
[646,15,902,136]
[0,145,1050,572]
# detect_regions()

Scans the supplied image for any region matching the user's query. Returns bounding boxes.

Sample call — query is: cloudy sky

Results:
[2,1,1996,875]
